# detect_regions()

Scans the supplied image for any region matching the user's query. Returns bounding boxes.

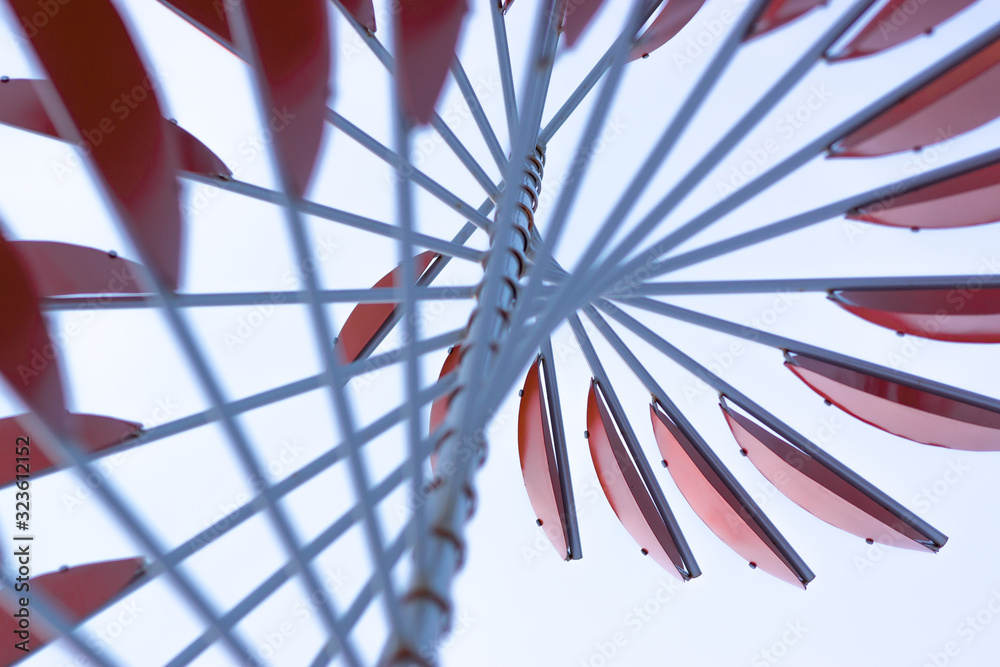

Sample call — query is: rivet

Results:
[108,249,118,258]
[583,430,589,439]
[536,519,543,526]
[749,562,757,570]
[0,76,9,83]
[866,538,874,545]
[640,548,649,556]
[661,459,668,468]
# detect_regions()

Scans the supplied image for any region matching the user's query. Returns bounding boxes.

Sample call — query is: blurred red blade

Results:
[721,402,936,551]
[587,383,686,577]
[629,0,708,61]
[159,0,233,44]
[786,353,1000,451]
[5,0,185,289]
[0,413,143,487]
[12,241,146,297]
[0,558,145,665]
[560,0,607,48]
[831,37,1000,157]
[395,0,468,124]
[0,234,67,431]
[831,288,1000,343]
[231,0,332,197]
[340,0,378,32]
[336,252,438,363]
[650,402,810,588]
[830,0,978,61]
[517,360,570,559]
[848,160,1000,229]
[746,0,826,39]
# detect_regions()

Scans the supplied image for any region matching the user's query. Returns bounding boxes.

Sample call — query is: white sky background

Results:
[0,0,1000,665]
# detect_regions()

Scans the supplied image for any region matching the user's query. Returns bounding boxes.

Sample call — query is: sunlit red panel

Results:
[786,353,1000,451]
[830,0,977,61]
[746,0,826,39]
[396,0,468,125]
[629,0,708,61]
[721,402,936,551]
[650,402,810,588]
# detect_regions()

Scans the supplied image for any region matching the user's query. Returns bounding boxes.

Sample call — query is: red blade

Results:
[848,160,1000,229]
[560,0,607,48]
[395,0,468,124]
[720,402,935,551]
[0,558,145,664]
[0,234,67,431]
[746,0,826,39]
[429,344,462,436]
[650,402,810,588]
[831,288,1000,343]
[6,0,185,289]
[830,0,978,61]
[517,360,570,559]
[587,383,686,577]
[629,0,708,61]
[340,0,378,33]
[335,252,438,363]
[12,241,145,297]
[0,414,142,487]
[170,121,233,177]
[786,353,1000,451]
[159,0,233,44]
[831,37,1000,157]
[231,0,331,197]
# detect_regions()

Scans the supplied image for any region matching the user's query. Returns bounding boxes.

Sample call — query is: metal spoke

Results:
[628,276,1000,296]
[489,0,518,144]
[450,57,509,172]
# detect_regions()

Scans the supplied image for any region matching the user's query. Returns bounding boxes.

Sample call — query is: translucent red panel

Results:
[746,0,826,39]
[0,413,142,487]
[341,0,378,32]
[12,241,145,297]
[720,403,934,551]
[159,0,233,43]
[848,160,1000,229]
[0,558,145,665]
[335,252,438,364]
[237,0,331,197]
[786,353,1000,451]
[396,0,468,125]
[587,384,686,578]
[650,403,809,588]
[830,0,977,61]
[429,344,462,471]
[560,0,607,48]
[172,122,233,177]
[518,360,570,559]
[0,234,67,431]
[629,0,708,61]
[831,38,1000,157]
[831,288,1000,343]
[8,0,185,289]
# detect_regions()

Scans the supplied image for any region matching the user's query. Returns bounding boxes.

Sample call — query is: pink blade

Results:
[831,38,1000,157]
[629,0,708,61]
[746,0,826,39]
[848,160,1000,229]
[341,0,378,33]
[0,558,145,664]
[335,252,438,364]
[6,0,185,290]
[720,402,935,551]
[0,234,67,431]
[0,413,142,487]
[232,0,331,197]
[159,0,233,44]
[429,344,462,472]
[395,0,468,125]
[517,360,570,559]
[587,383,685,578]
[650,402,809,588]
[785,353,1000,451]
[830,0,978,61]
[560,0,607,47]
[831,288,1000,343]
[12,241,146,297]
[170,121,233,177]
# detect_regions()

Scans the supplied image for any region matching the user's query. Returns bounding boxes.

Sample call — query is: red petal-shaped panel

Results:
[429,344,462,436]
[629,0,708,61]
[160,0,233,44]
[831,0,977,61]
[650,403,808,588]
[0,558,145,664]
[233,0,331,197]
[335,252,438,363]
[746,0,826,39]
[831,38,1000,157]
[395,0,468,124]
[848,160,1000,229]
[171,122,233,177]
[560,0,607,48]
[12,242,146,297]
[7,0,185,289]
[518,360,570,559]
[831,288,1000,343]
[0,413,142,487]
[0,234,67,431]
[786,353,1000,451]
[587,383,685,577]
[721,403,933,550]
[341,0,378,33]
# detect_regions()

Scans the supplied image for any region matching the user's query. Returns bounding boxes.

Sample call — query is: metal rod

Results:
[450,57,509,172]
[628,276,1000,296]
[490,0,519,143]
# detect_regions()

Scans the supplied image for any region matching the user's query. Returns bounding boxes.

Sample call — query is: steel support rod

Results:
[627,275,1000,296]
[449,57,508,173]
